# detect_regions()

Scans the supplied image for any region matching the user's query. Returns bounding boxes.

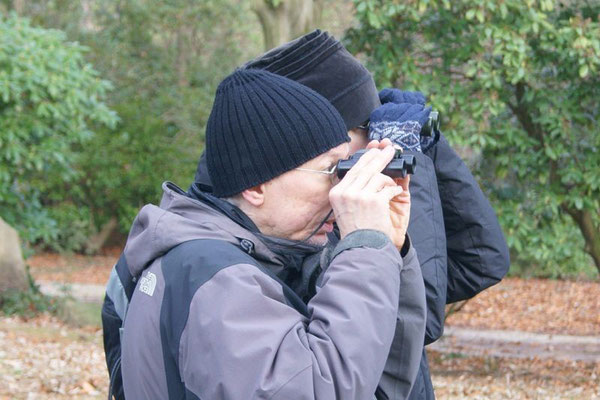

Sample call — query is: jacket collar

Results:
[185,182,325,275]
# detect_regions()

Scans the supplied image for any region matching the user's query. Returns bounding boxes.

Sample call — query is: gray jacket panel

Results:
[119,183,426,399]
[379,242,426,399]
[180,236,404,399]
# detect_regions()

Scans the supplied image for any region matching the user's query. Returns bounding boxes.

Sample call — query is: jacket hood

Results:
[122,182,324,279]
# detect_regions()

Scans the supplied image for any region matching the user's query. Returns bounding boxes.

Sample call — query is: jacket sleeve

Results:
[425,134,510,303]
[179,230,409,400]
[377,238,427,399]
[406,151,447,344]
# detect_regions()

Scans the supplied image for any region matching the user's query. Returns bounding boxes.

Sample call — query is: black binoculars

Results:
[337,148,417,179]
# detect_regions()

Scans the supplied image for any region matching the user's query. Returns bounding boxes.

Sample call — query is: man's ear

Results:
[240,184,266,207]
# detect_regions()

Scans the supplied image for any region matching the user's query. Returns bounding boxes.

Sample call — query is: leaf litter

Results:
[15,253,600,398]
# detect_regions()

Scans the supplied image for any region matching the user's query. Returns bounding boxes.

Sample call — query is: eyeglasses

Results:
[295,164,338,184]
[356,120,370,131]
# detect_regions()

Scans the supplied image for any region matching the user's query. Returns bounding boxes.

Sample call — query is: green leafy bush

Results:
[46,204,94,253]
[7,1,263,248]
[0,12,117,247]
[347,0,600,277]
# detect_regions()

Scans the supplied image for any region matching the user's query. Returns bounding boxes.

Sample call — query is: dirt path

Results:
[38,281,106,304]
[38,280,600,365]
[431,326,600,362]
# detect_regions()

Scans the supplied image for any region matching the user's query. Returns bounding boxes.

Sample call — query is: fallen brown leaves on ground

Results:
[17,251,600,398]
[1,313,597,399]
[446,277,600,336]
[0,314,107,399]
[429,349,600,399]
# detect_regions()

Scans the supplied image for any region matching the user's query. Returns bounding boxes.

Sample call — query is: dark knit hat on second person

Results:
[243,29,380,130]
[206,69,349,198]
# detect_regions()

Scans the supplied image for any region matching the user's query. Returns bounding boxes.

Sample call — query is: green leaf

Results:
[544,146,557,160]
[367,12,381,29]
[476,9,484,23]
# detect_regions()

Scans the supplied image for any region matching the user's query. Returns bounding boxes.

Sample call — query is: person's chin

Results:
[309,221,335,245]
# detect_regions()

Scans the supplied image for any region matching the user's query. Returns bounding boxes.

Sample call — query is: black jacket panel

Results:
[426,134,510,303]
[406,151,447,345]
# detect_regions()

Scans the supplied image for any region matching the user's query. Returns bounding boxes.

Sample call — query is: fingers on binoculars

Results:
[364,173,397,193]
[338,146,396,190]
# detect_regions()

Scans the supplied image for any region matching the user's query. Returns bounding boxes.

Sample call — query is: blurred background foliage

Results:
[0,0,598,279]
[346,0,600,278]
[1,0,264,253]
[0,13,117,251]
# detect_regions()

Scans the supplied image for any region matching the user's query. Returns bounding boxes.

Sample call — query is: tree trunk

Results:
[0,217,28,293]
[85,217,118,255]
[564,208,600,274]
[80,0,96,32]
[252,0,324,50]
[12,0,24,13]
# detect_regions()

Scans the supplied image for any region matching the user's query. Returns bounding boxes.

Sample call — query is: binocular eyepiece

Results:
[337,148,417,179]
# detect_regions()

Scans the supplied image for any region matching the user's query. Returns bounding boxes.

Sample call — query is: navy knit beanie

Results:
[243,29,380,130]
[206,69,350,198]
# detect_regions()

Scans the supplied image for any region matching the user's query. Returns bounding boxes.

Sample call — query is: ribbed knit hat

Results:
[243,29,380,130]
[206,69,350,197]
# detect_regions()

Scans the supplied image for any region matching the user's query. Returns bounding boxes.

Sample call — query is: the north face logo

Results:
[240,239,254,255]
[139,272,157,296]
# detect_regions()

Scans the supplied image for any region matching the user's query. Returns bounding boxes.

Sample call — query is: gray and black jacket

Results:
[192,133,511,400]
[102,182,426,399]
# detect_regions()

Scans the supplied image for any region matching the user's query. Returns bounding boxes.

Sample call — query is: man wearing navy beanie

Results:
[193,30,510,400]
[205,68,350,198]
[106,68,427,399]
